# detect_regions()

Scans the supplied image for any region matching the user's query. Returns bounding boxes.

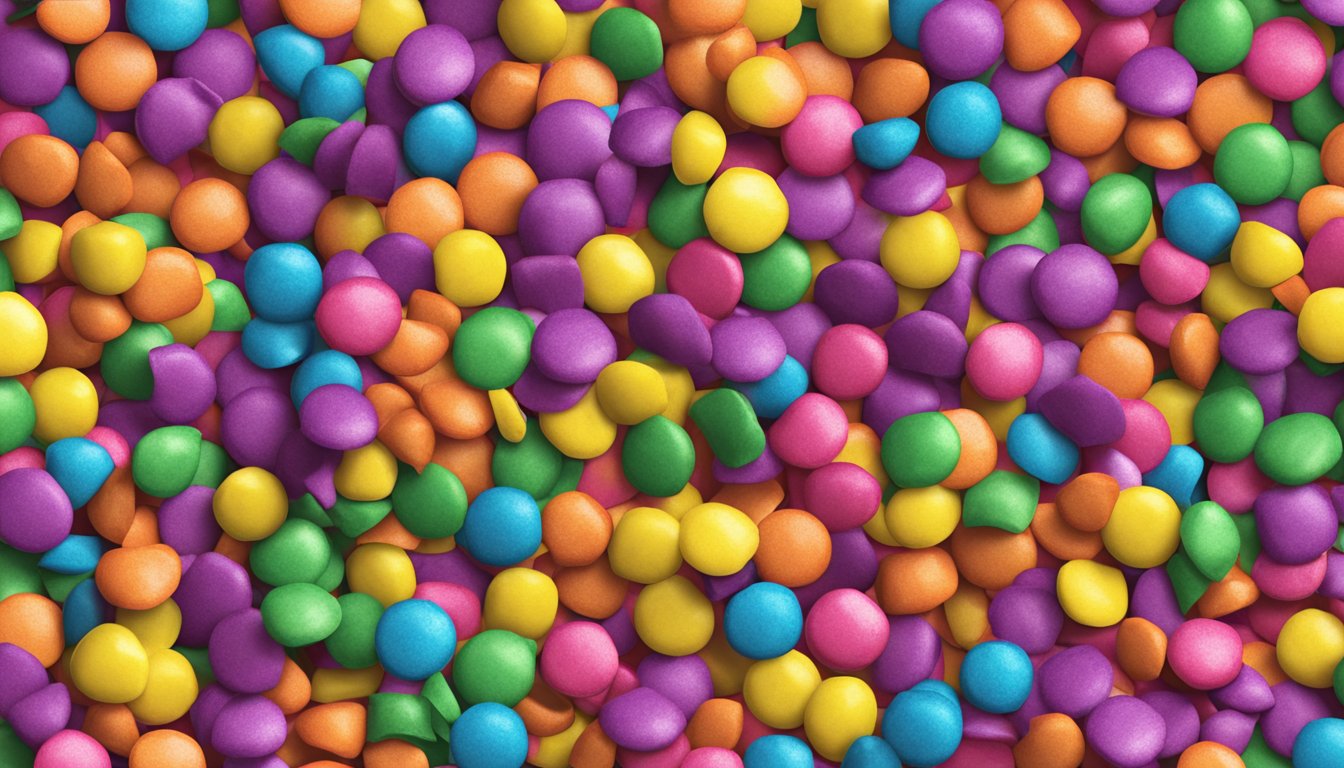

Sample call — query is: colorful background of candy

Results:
[5,0,1344,765]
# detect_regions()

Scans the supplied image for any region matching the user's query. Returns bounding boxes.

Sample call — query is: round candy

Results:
[959,640,1033,714]
[703,168,789,254]
[374,599,457,680]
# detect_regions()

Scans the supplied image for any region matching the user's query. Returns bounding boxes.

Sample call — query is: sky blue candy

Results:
[450,702,529,768]
[63,578,105,646]
[1161,183,1240,262]
[745,734,814,768]
[1296,718,1344,768]
[1142,444,1205,509]
[602,104,620,121]
[242,319,315,370]
[403,101,477,183]
[38,535,104,575]
[1006,413,1079,484]
[299,65,366,122]
[456,487,542,567]
[890,0,942,48]
[724,582,804,660]
[125,0,208,50]
[245,242,324,323]
[729,355,808,420]
[842,735,903,768]
[291,350,363,408]
[375,599,457,681]
[43,437,114,509]
[853,118,921,171]
[958,640,1033,714]
[33,87,96,149]
[925,82,1002,160]
[254,25,326,99]
[883,681,962,767]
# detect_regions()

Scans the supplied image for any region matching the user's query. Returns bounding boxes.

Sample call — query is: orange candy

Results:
[170,178,250,253]
[471,61,542,130]
[121,247,204,323]
[75,140,135,218]
[874,548,959,615]
[947,524,1038,590]
[384,178,465,248]
[1169,312,1220,390]
[279,0,362,37]
[1002,0,1081,72]
[665,34,729,117]
[1177,742,1246,768]
[787,41,854,100]
[754,508,832,587]
[36,0,111,43]
[852,58,929,122]
[419,373,494,439]
[124,158,182,219]
[294,702,366,758]
[1045,77,1127,158]
[455,152,538,236]
[554,556,629,619]
[570,720,618,768]
[1116,616,1168,682]
[81,703,140,756]
[93,544,182,611]
[964,175,1045,235]
[705,25,757,83]
[668,0,746,35]
[1187,74,1273,154]
[364,740,431,768]
[0,134,79,208]
[1055,472,1120,533]
[686,698,744,749]
[537,56,619,110]
[0,592,64,667]
[371,319,450,377]
[1298,184,1344,239]
[541,491,614,567]
[1030,502,1104,561]
[515,681,576,737]
[1077,331,1155,400]
[76,32,159,112]
[430,434,494,501]
[1124,115,1203,170]
[264,655,313,715]
[127,730,207,768]
[940,408,998,489]
[1195,566,1260,619]
[1012,713,1086,768]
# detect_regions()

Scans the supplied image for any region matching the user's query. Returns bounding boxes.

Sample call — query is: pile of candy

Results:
[10,0,1344,765]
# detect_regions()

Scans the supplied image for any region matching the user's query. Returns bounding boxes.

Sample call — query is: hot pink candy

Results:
[34,730,111,768]
[1167,618,1243,690]
[1244,17,1327,102]
[767,393,848,469]
[539,620,620,698]
[804,588,890,671]
[314,276,403,356]
[965,322,1043,401]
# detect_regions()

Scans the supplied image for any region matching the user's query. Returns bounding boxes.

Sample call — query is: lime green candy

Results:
[249,518,332,586]
[1285,141,1325,201]
[1165,549,1211,613]
[1172,0,1253,73]
[738,234,811,311]
[260,582,342,646]
[1080,173,1152,255]
[205,0,240,27]
[207,280,251,332]
[451,629,536,707]
[328,496,393,537]
[132,426,203,498]
[648,177,709,249]
[110,212,178,250]
[689,388,766,469]
[1179,500,1240,581]
[590,8,663,81]
[279,117,341,166]
[491,419,563,498]
[962,470,1039,533]
[1254,412,1343,485]
[979,125,1050,185]
[368,693,436,742]
[326,592,384,669]
[880,412,961,488]
[622,415,695,497]
[1191,386,1263,464]
[392,462,468,538]
[0,188,20,240]
[1213,123,1292,205]
[452,307,534,390]
[0,377,35,453]
[985,208,1059,256]
[289,494,333,527]
[102,321,174,400]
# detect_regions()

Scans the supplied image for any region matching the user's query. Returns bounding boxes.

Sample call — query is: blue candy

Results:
[1162,183,1240,262]
[43,438,114,509]
[254,25,326,99]
[62,578,105,646]
[890,0,942,48]
[1295,718,1344,768]
[853,118,921,171]
[456,487,542,567]
[403,101,477,183]
[925,82,1002,160]
[958,640,1033,714]
[842,735,904,768]
[33,87,96,149]
[125,0,208,50]
[724,581,804,660]
[242,319,316,370]
[1142,444,1205,509]
[291,350,364,408]
[882,680,962,767]
[1006,412,1079,484]
[245,242,324,323]
[375,598,457,681]
[730,355,808,419]
[745,734,814,768]
[450,702,529,768]
[38,535,104,575]
[300,65,366,122]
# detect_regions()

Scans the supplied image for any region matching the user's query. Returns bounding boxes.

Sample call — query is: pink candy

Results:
[1167,618,1243,690]
[314,276,403,356]
[965,322,1043,400]
[805,588,890,671]
[767,393,848,469]
[539,620,620,698]
[34,730,110,768]
[1244,17,1327,102]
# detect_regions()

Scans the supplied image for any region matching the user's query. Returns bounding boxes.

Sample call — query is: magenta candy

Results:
[683,747,744,768]
[1304,218,1344,290]
[1082,17,1150,81]
[610,107,680,168]
[211,695,288,758]
[812,260,899,328]
[599,687,687,752]
[1167,618,1243,690]
[1139,238,1209,305]
[209,609,286,694]
[617,734,690,768]
[965,322,1043,401]
[768,393,847,469]
[1109,398,1172,473]
[666,239,744,319]
[1252,550,1328,600]
[811,324,888,400]
[315,276,402,356]
[885,310,968,379]
[780,95,861,177]
[804,588,890,671]
[1135,299,1194,347]
[34,729,110,768]
[802,462,880,532]
[531,308,618,384]
[1246,17,1327,102]
[248,157,330,242]
[148,343,218,426]
[540,621,618,698]
[414,580,483,638]
[0,468,73,553]
[777,170,856,241]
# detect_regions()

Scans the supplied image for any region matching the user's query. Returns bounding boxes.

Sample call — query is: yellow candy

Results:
[352,0,426,59]
[703,167,789,253]
[532,713,591,768]
[195,259,218,283]
[70,221,147,295]
[1276,608,1344,688]
[497,0,567,62]
[213,467,288,541]
[1143,378,1200,446]
[647,483,703,519]
[816,0,892,58]
[30,367,97,442]
[633,228,677,292]
[595,361,670,425]
[679,502,760,577]
[334,440,398,500]
[835,426,889,487]
[1230,221,1303,288]
[742,650,821,729]
[1,220,61,283]
[608,506,683,584]
[863,505,902,547]
[320,196,386,255]
[116,599,182,651]
[69,623,149,703]
[483,568,559,639]
[945,582,989,650]
[960,379,1026,441]
[1108,215,1157,267]
[162,278,215,347]
[726,56,804,129]
[312,666,384,703]
[1201,262,1273,324]
[634,575,715,656]
[699,627,752,696]
[965,297,999,341]
[1057,559,1128,628]
[885,485,961,548]
[490,389,528,443]
[576,234,655,314]
[896,285,931,321]
[881,211,961,289]
[346,543,416,606]
[1102,486,1180,568]
[1299,287,1344,364]
[539,388,617,459]
[127,648,198,725]
[643,355,695,425]
[208,96,284,175]
[742,0,803,40]
[0,292,46,377]
[802,676,878,761]
[553,5,604,60]
[434,229,507,308]
[671,111,727,186]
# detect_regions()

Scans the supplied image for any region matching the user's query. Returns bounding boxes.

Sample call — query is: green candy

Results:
[536,457,584,509]
[491,420,563,498]
[250,519,332,586]
[0,378,35,453]
[1254,412,1343,485]
[40,570,88,603]
[132,426,203,497]
[1191,386,1263,463]
[207,280,251,331]
[1213,123,1292,205]
[0,720,35,768]
[1334,657,1344,707]
[315,544,346,592]
[175,645,215,687]
[102,321,174,400]
[1165,550,1211,613]
[738,234,811,311]
[1291,80,1344,147]
[0,188,20,240]
[1285,141,1325,202]
[279,117,341,166]
[961,470,1039,533]
[1179,501,1240,581]
[0,546,42,601]
[451,629,536,707]
[880,412,961,488]
[205,0,240,27]
[289,494,333,527]
[326,592,383,669]
[985,208,1059,256]
[0,251,13,293]
[622,415,695,497]
[1204,361,1249,394]
[190,440,233,488]
[328,496,393,537]
[392,463,468,538]
[260,582,342,646]
[979,124,1050,185]
[452,307,534,390]
[367,693,436,742]
[1080,173,1152,255]
[688,388,766,469]
[1172,0,1253,73]
[422,671,461,724]
[648,177,709,248]
[336,58,373,85]
[1233,511,1262,574]
[785,5,819,45]
[109,213,178,250]
[1241,727,1292,768]
[589,8,663,81]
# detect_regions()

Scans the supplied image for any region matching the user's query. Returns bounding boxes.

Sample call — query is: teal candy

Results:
[32,87,96,148]
[62,577,104,645]
[241,318,316,369]
[621,415,695,497]
[391,463,468,538]
[689,388,766,468]
[491,419,564,499]
[374,598,456,680]
[729,354,808,420]
[291,349,363,408]
[853,118,921,171]
[841,735,903,768]
[131,426,204,498]
[962,470,1039,533]
[43,437,114,508]
[1141,444,1204,509]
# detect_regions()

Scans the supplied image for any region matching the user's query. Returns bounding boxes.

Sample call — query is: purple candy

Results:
[610,107,680,168]
[1115,47,1198,117]
[222,386,297,468]
[702,561,757,602]
[1200,709,1257,752]
[158,486,224,556]
[918,0,1004,80]
[1040,150,1091,212]
[1038,645,1112,718]
[792,529,878,611]
[174,29,257,102]
[595,155,638,228]
[209,609,286,694]
[1131,566,1186,634]
[424,0,500,40]
[299,384,378,450]
[190,684,234,748]
[212,695,288,758]
[1026,339,1082,412]
[175,553,255,646]
[1220,308,1299,375]
[346,124,407,203]
[885,310,968,378]
[1209,665,1275,713]
[511,255,585,313]
[512,364,591,413]
[828,200,887,262]
[1038,374,1126,446]
[215,347,291,407]
[990,65,1068,136]
[1084,695,1167,768]
[986,585,1063,653]
[978,245,1045,321]
[248,157,329,242]
[1261,681,1333,755]
[135,78,224,164]
[0,643,50,718]
[778,170,856,241]
[862,368,941,435]
[710,316,786,382]
[322,249,381,291]
[862,156,947,216]
[1254,484,1338,565]
[712,444,784,485]
[812,260,900,328]
[1093,0,1160,15]
[393,24,474,105]
[1140,691,1199,759]
[532,308,618,384]
[365,58,419,134]
[313,120,365,190]
[149,343,218,425]
[764,302,832,370]
[636,655,714,719]
[0,469,73,553]
[0,28,69,107]
[8,683,70,748]
[527,100,613,181]
[872,616,942,693]
[599,688,687,752]
[924,251,982,330]
[628,294,713,367]
[1324,550,1344,599]
[518,179,606,256]
[1031,244,1118,329]
[364,232,434,303]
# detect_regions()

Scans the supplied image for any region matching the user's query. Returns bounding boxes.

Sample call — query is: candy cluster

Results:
[5,0,1344,765]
